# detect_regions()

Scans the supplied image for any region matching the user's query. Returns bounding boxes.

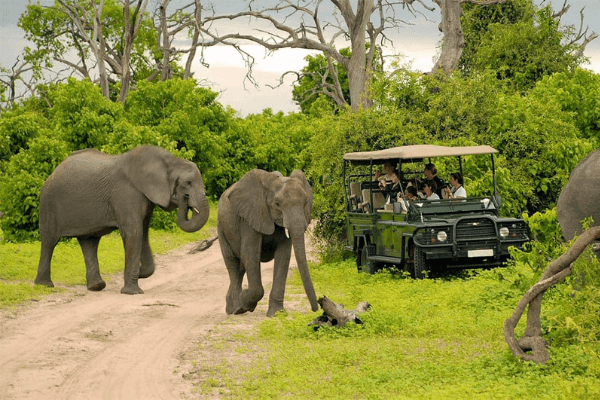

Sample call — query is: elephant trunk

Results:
[177,193,209,233]
[290,229,319,312]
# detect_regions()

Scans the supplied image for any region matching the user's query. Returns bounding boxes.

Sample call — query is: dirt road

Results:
[0,236,282,399]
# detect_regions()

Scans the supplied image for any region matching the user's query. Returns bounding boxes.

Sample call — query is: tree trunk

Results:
[504,226,600,363]
[183,0,202,79]
[430,0,465,76]
[160,1,172,81]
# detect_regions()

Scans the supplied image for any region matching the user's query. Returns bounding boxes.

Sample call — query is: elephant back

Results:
[557,148,600,241]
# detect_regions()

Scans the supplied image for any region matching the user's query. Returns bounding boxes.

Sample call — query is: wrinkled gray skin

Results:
[557,148,600,241]
[218,169,319,317]
[34,145,209,294]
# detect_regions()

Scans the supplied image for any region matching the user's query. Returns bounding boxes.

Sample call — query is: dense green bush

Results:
[0,110,50,162]
[49,78,123,150]
[0,135,69,241]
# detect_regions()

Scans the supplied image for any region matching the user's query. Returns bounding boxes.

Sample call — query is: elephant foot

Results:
[266,305,285,318]
[232,302,259,315]
[120,284,144,295]
[34,277,54,288]
[87,279,106,291]
[139,266,155,279]
[233,307,248,315]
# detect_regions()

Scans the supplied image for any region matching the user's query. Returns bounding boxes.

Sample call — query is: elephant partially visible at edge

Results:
[218,169,319,317]
[34,145,210,294]
[557,148,600,241]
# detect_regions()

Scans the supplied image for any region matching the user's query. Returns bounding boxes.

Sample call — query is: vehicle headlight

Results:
[499,227,510,238]
[437,231,448,242]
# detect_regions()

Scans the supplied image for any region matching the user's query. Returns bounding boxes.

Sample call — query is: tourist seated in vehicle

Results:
[423,163,444,197]
[374,161,397,189]
[421,180,440,200]
[382,170,402,204]
[397,185,419,212]
[442,172,467,201]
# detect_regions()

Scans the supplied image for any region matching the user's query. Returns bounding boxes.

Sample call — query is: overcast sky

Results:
[1,1,599,116]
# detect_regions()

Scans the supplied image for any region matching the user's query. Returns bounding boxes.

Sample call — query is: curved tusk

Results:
[285,228,290,239]
[192,207,200,214]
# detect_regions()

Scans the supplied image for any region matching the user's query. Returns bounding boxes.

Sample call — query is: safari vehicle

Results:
[343,145,529,278]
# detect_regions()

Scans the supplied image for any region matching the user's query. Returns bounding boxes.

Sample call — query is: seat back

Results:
[360,189,386,212]
[349,182,361,198]
[373,192,386,210]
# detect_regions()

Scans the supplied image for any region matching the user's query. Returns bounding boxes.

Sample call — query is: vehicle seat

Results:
[348,182,361,211]
[359,189,386,213]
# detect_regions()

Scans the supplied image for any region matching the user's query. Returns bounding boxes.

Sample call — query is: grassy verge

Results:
[0,201,218,308]
[192,260,600,398]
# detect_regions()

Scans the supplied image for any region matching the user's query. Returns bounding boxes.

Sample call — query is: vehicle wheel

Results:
[413,247,427,279]
[357,244,380,274]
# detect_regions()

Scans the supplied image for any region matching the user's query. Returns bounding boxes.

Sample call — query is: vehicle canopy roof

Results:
[343,144,498,165]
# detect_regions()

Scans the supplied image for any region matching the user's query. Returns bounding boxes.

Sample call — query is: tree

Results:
[292,48,351,114]
[505,226,600,364]
[205,1,401,111]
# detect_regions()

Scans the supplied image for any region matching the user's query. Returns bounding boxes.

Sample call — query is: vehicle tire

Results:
[413,247,427,279]
[357,244,380,274]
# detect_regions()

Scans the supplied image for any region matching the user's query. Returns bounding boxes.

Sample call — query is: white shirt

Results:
[427,193,440,200]
[452,185,467,199]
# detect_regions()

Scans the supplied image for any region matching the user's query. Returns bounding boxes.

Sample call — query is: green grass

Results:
[0,201,218,308]
[193,261,600,399]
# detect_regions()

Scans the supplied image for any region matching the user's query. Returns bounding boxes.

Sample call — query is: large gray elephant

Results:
[557,148,600,240]
[218,169,319,317]
[34,145,210,294]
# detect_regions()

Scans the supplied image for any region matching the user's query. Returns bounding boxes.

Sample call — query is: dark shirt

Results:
[432,176,444,198]
[383,182,402,203]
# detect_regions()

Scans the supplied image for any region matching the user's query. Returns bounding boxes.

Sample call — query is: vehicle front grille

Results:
[456,218,496,240]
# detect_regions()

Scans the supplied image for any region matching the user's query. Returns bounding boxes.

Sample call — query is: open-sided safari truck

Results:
[343,145,529,278]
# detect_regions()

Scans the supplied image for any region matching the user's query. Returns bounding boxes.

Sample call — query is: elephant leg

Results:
[77,236,106,291]
[237,229,264,314]
[267,239,292,317]
[34,235,60,287]
[224,256,244,315]
[139,212,155,279]
[120,225,144,295]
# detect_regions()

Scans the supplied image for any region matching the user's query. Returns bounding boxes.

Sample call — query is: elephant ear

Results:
[227,169,278,235]
[290,170,313,225]
[123,146,172,208]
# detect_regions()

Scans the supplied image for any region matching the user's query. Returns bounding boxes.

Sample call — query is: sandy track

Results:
[0,237,277,399]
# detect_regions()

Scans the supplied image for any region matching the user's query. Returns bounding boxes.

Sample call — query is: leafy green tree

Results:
[465,5,581,90]
[459,0,535,75]
[49,78,123,150]
[0,135,69,241]
[0,110,51,162]
[488,90,595,212]
[530,69,600,139]
[293,49,351,115]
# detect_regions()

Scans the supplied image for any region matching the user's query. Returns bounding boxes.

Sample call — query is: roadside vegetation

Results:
[188,210,600,398]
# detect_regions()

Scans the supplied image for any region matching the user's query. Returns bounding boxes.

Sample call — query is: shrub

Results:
[0,135,69,241]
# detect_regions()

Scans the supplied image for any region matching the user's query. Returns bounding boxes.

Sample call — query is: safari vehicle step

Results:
[343,144,529,278]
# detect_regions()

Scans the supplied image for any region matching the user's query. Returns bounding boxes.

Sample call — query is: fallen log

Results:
[309,296,370,329]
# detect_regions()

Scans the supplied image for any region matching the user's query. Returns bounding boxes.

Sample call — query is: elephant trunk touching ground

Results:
[177,190,209,233]
[290,228,319,312]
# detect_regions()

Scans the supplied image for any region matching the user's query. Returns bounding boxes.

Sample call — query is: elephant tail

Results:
[189,235,219,253]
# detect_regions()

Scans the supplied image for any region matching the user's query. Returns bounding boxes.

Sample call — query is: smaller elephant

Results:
[218,169,319,317]
[557,149,600,241]
[34,145,210,294]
